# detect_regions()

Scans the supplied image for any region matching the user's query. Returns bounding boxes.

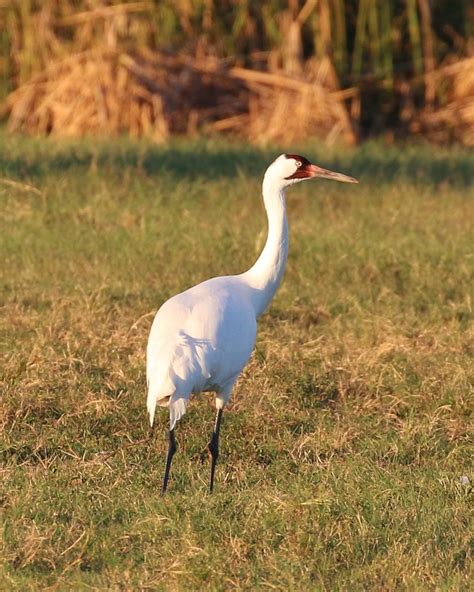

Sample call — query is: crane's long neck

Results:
[243,177,288,317]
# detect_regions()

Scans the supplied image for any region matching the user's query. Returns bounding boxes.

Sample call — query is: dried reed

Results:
[1,1,472,144]
[412,55,474,146]
[2,47,357,145]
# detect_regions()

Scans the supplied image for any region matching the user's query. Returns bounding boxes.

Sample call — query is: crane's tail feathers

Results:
[147,392,157,428]
[146,342,179,427]
[147,392,188,430]
[169,397,187,430]
[146,334,196,428]
[147,381,174,428]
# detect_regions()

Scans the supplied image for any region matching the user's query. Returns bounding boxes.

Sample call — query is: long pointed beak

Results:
[308,164,358,184]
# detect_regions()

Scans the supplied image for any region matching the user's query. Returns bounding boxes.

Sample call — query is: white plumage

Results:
[146,153,357,493]
[147,277,257,429]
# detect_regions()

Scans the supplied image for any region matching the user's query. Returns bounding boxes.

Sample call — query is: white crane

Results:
[146,153,358,493]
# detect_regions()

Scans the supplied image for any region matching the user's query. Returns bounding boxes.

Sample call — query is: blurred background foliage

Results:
[0,0,473,143]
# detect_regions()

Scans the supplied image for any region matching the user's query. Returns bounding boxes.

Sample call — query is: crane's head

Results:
[266,153,358,188]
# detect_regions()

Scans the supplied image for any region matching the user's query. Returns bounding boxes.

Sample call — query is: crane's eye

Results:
[295,161,302,167]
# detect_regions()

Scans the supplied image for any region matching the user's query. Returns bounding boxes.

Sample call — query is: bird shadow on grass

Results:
[0,136,473,188]
[0,138,268,181]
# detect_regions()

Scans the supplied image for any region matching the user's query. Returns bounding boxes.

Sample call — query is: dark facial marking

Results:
[284,154,312,179]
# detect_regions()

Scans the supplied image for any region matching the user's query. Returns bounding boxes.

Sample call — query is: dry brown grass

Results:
[2,1,473,146]
[2,46,357,145]
[413,55,474,146]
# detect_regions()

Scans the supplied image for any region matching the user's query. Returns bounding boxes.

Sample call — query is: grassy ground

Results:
[1,133,472,590]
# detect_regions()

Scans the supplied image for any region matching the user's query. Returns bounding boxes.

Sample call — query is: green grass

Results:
[1,133,472,590]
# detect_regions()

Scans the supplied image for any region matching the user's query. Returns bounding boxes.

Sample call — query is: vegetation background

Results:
[0,0,473,143]
[0,1,473,590]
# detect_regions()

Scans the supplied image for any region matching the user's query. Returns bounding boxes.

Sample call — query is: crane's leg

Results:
[161,428,177,495]
[208,408,223,493]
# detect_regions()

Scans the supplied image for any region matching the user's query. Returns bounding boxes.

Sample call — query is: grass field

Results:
[1,133,472,590]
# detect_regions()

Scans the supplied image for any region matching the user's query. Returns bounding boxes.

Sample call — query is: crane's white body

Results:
[147,155,294,429]
[147,276,258,428]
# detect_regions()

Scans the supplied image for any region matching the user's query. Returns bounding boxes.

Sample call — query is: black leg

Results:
[161,428,177,495]
[208,408,224,493]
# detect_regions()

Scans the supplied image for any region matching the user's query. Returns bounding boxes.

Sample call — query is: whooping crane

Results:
[146,154,358,493]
